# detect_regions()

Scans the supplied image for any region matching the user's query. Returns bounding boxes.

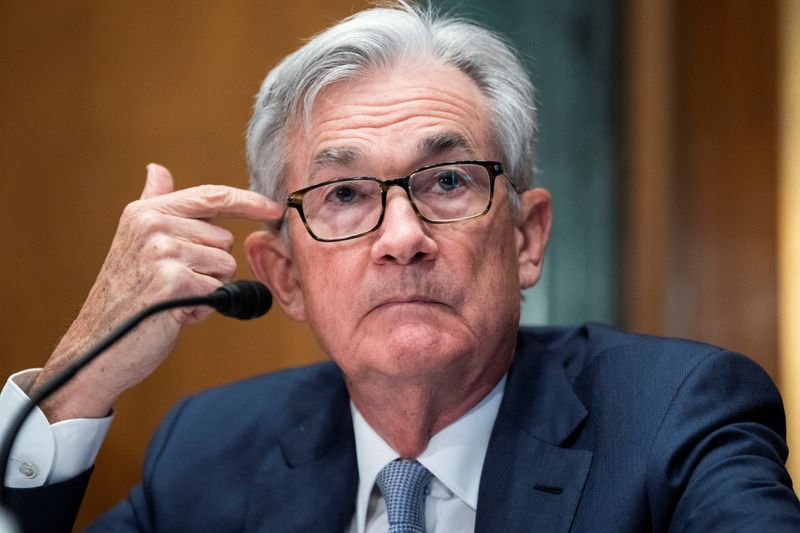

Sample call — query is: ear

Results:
[515,188,552,290]
[245,230,307,321]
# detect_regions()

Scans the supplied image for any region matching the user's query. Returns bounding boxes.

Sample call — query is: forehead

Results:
[287,62,492,185]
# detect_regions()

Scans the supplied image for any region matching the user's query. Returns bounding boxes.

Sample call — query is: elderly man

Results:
[3,3,800,532]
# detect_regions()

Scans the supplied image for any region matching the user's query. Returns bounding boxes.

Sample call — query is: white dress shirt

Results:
[2,370,504,533]
[1,370,112,488]
[347,376,506,533]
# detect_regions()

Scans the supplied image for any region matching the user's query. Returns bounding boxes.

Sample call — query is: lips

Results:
[378,295,438,306]
[368,294,450,318]
[363,276,458,317]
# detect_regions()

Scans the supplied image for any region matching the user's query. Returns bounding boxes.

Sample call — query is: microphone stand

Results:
[0,281,270,511]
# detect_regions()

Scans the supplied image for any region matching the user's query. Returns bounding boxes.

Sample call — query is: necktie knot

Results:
[376,459,432,533]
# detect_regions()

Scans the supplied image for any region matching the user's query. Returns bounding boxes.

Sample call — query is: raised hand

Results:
[30,164,284,422]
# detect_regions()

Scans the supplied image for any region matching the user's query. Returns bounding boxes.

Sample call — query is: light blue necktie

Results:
[376,459,433,533]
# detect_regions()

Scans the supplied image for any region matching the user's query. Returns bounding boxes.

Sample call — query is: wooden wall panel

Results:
[669,0,779,377]
[0,2,367,528]
[624,0,779,380]
[622,0,673,335]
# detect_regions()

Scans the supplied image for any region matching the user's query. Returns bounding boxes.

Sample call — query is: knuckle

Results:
[198,185,231,210]
[123,198,143,214]
[146,234,174,259]
[220,253,237,275]
[219,229,235,250]
[136,210,162,233]
[120,203,164,240]
[153,261,184,289]
[120,200,143,224]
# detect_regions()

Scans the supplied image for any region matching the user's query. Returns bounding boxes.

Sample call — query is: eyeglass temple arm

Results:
[265,206,289,233]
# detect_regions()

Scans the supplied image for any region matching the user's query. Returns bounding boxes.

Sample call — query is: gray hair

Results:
[246,1,536,215]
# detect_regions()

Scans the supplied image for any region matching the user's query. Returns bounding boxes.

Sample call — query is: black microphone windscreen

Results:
[210,280,272,319]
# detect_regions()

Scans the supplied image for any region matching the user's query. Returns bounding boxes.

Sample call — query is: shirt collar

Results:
[350,375,506,533]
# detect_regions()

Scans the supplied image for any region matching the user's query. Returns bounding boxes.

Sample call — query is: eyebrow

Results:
[309,146,363,178]
[418,132,476,158]
[308,131,477,180]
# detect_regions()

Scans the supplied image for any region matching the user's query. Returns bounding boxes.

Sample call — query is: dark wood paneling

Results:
[669,0,779,377]
[622,0,673,335]
[624,0,779,380]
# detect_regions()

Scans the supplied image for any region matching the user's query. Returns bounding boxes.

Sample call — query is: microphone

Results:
[0,280,271,509]
[209,280,272,319]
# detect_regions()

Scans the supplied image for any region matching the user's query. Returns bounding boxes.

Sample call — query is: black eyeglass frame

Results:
[285,160,510,242]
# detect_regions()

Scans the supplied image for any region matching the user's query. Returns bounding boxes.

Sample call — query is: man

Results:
[2,3,800,532]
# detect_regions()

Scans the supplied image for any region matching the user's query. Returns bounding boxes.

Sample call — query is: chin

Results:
[325,305,479,378]
[371,322,469,375]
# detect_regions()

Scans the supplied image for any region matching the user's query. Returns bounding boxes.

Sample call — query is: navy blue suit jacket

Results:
[8,324,800,531]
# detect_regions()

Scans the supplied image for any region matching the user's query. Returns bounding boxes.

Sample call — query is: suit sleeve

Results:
[646,350,800,531]
[4,467,93,533]
[83,397,191,532]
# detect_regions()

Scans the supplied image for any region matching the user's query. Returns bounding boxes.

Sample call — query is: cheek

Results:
[293,241,368,345]
[298,254,350,312]
[460,217,521,315]
[297,262,346,355]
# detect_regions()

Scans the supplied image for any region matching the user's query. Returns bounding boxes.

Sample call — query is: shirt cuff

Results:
[1,369,113,488]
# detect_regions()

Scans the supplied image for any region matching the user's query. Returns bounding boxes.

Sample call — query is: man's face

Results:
[252,63,549,390]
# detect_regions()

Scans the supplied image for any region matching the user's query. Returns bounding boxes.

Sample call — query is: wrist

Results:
[33,366,117,423]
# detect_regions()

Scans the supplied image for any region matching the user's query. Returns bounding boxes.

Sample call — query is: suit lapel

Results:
[476,333,593,533]
[241,332,592,532]
[244,378,358,533]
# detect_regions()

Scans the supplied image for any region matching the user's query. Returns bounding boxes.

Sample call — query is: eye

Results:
[332,184,356,203]
[319,180,377,206]
[430,168,472,193]
[434,170,469,192]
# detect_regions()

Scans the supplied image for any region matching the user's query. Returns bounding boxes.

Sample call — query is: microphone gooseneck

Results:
[0,281,271,507]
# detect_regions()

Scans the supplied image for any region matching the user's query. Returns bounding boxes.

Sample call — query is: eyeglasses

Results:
[286,160,508,242]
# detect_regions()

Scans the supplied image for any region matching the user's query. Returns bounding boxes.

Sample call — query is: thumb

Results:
[141,163,175,199]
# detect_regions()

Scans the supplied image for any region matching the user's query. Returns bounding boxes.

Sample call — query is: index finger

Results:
[145,184,285,221]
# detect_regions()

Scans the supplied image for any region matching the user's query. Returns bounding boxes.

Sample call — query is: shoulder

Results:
[518,323,783,443]
[166,360,345,434]
[522,321,730,363]
[124,363,351,530]
[520,322,768,389]
[181,359,344,414]
[143,361,347,465]
[519,324,798,529]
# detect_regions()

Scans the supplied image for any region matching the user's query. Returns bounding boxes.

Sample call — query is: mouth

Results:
[371,295,445,312]
[375,295,444,309]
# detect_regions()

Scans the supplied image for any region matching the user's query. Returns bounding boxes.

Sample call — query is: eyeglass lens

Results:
[300,163,493,241]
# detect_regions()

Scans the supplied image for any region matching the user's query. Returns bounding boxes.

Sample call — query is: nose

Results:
[370,187,438,265]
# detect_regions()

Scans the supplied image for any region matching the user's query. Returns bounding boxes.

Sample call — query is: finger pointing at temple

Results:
[135,165,284,222]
